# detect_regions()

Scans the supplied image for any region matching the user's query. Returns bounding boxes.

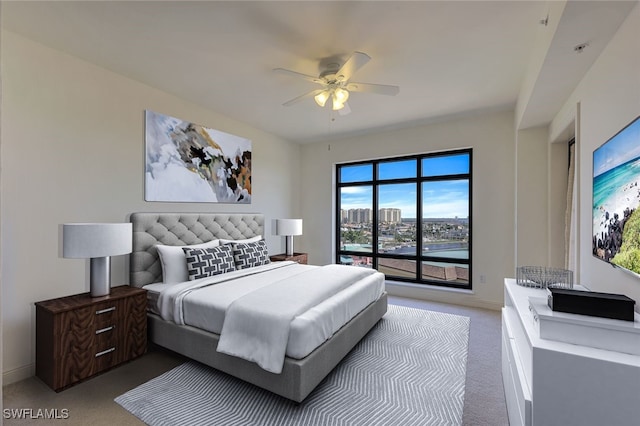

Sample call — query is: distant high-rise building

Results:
[379,208,402,223]
[340,209,349,224]
[341,208,372,223]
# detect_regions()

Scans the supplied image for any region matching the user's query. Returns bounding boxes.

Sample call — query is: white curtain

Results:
[565,141,576,270]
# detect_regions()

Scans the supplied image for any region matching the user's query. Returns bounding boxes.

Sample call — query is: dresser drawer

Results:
[502,312,532,426]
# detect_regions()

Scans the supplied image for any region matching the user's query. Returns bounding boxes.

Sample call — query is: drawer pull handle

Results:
[95,347,115,357]
[95,326,115,335]
[96,306,116,315]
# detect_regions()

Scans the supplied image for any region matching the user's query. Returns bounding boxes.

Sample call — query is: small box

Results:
[548,288,636,321]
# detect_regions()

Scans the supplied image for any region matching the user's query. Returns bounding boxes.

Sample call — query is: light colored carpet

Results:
[3,296,506,425]
[115,305,470,426]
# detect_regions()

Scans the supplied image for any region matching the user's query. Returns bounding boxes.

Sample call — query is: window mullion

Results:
[372,161,379,270]
[417,161,423,281]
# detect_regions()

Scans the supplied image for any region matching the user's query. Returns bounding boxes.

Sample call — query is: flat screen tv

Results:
[592,115,640,277]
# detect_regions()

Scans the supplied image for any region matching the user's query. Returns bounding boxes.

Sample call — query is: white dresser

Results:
[501,278,640,426]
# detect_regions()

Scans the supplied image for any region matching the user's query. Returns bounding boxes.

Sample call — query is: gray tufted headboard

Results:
[129,212,264,287]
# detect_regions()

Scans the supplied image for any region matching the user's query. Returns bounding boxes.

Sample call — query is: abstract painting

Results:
[145,110,252,203]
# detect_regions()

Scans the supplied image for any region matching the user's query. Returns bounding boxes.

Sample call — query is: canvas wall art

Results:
[145,110,252,203]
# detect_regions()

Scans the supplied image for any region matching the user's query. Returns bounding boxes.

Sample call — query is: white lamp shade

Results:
[63,223,132,258]
[314,90,330,107]
[275,219,303,236]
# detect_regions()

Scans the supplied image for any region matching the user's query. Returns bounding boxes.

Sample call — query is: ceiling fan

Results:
[274,51,399,114]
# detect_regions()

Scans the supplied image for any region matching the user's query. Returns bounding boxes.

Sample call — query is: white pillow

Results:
[156,240,220,284]
[219,235,262,245]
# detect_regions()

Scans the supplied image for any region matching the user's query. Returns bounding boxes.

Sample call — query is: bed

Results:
[129,212,387,402]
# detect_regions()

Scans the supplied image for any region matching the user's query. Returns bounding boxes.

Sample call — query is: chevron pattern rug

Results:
[116,305,470,426]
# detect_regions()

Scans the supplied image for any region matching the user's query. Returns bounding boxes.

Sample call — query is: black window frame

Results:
[335,149,472,290]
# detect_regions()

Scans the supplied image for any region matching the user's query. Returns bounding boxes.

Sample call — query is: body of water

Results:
[342,243,468,259]
[593,156,640,236]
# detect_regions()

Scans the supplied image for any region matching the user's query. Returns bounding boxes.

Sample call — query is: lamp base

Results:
[90,257,111,297]
[285,236,294,257]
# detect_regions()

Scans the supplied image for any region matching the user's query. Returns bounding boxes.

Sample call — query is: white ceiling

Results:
[1,1,636,143]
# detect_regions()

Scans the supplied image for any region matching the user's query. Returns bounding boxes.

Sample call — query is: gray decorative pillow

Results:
[233,239,270,269]
[183,245,236,280]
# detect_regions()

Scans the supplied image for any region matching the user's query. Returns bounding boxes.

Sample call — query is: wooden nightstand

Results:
[35,285,147,391]
[270,252,308,264]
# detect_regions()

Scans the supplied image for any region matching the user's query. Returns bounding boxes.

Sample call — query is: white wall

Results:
[515,126,549,267]
[299,110,516,310]
[547,135,571,269]
[0,31,301,383]
[551,3,640,306]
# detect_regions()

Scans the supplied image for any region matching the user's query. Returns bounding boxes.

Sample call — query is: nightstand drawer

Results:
[93,345,120,373]
[57,318,119,356]
[93,300,119,328]
[94,324,118,349]
[55,333,120,382]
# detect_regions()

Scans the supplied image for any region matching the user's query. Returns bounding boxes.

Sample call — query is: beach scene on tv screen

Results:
[593,116,640,276]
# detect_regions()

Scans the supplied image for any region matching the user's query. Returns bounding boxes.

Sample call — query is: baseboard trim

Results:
[386,280,502,311]
[3,363,34,386]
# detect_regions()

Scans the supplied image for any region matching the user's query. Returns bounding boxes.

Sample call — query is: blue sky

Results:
[340,154,470,219]
[593,116,640,177]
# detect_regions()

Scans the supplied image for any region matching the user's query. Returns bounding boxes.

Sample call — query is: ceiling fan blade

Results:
[346,82,399,96]
[338,102,351,116]
[273,68,324,85]
[336,52,371,82]
[282,89,325,107]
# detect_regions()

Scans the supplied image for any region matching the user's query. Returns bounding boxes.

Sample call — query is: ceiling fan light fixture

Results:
[334,87,349,104]
[332,101,345,111]
[314,90,330,107]
[276,51,398,113]
[332,88,349,110]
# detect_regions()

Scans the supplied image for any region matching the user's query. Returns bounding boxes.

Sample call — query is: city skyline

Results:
[341,208,402,223]
[340,179,469,219]
[340,207,469,222]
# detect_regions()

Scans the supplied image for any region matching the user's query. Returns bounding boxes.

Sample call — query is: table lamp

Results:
[62,223,132,297]
[275,219,303,256]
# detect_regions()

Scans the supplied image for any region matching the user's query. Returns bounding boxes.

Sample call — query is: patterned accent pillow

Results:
[182,245,236,280]
[233,239,270,270]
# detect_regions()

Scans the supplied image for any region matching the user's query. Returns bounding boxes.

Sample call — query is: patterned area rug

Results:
[116,305,470,426]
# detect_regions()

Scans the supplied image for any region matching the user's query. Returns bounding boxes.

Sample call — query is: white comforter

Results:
[155,262,384,374]
[216,264,379,373]
[157,262,294,324]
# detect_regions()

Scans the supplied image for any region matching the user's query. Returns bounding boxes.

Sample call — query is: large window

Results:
[336,150,472,289]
